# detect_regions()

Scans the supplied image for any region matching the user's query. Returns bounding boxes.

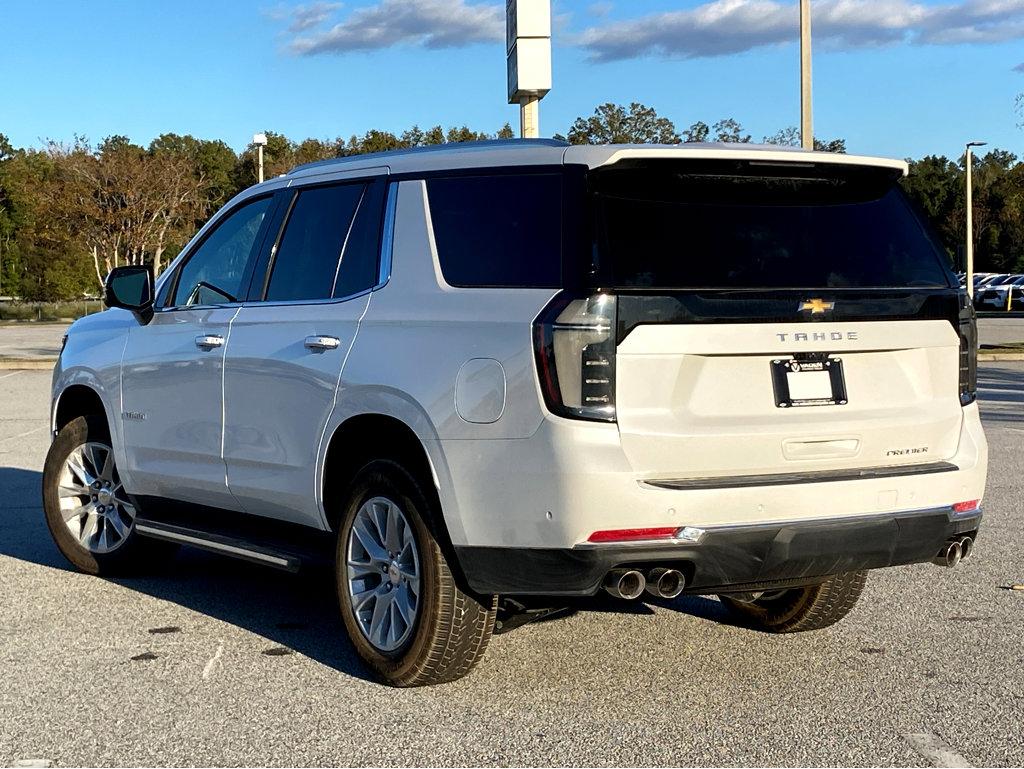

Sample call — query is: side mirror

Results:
[104,265,154,324]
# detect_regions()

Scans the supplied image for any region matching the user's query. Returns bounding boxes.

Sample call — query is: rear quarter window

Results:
[426,173,562,288]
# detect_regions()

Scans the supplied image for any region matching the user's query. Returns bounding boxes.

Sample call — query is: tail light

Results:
[533,292,617,422]
[958,296,977,406]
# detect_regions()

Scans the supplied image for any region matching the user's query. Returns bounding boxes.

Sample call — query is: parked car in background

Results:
[975,274,1024,310]
[43,140,987,686]
[976,273,1010,288]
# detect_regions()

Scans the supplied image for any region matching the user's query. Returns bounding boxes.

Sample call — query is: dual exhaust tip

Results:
[606,535,974,595]
[603,567,685,600]
[932,536,974,568]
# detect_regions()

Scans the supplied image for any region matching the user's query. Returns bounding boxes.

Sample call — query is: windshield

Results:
[590,161,955,290]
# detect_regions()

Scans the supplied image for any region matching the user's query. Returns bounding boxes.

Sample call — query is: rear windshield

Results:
[591,162,954,290]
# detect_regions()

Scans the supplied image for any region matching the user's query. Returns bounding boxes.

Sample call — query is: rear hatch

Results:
[589,158,970,482]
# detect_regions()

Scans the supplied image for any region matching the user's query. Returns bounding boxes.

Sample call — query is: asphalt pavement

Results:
[0,366,1021,767]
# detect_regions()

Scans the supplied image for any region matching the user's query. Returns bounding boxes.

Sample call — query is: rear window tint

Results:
[266,183,364,302]
[334,179,386,298]
[593,166,953,290]
[426,174,562,288]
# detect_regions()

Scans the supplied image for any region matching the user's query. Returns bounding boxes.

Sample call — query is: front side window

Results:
[264,183,365,302]
[172,196,273,307]
[426,174,563,288]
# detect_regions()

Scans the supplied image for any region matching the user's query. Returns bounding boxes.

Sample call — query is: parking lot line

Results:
[201,641,225,680]
[905,733,973,768]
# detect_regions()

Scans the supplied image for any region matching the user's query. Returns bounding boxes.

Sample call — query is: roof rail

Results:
[287,137,570,175]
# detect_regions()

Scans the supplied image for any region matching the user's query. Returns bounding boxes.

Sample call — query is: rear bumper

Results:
[455,506,983,596]
[436,402,987,551]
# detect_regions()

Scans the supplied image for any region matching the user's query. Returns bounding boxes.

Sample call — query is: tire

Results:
[42,415,175,575]
[335,459,497,687]
[719,570,867,633]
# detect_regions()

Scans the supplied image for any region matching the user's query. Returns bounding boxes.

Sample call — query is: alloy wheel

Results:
[345,496,422,652]
[58,441,136,554]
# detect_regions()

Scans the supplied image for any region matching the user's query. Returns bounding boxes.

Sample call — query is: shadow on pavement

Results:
[1,464,744,676]
[0,465,372,682]
[977,365,1024,424]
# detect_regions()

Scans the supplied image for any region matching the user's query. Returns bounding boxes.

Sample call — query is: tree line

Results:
[1,102,1021,301]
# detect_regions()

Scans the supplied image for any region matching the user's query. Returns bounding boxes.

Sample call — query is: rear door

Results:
[590,160,966,482]
[222,175,388,527]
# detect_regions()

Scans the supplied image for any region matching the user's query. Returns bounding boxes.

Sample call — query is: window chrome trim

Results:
[376,181,398,290]
[235,286,376,309]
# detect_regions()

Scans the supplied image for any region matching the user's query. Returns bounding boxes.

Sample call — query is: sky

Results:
[2,0,1023,160]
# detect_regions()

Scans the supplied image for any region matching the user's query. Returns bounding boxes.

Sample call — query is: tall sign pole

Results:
[965,141,987,298]
[800,0,813,150]
[507,0,551,138]
[253,133,268,183]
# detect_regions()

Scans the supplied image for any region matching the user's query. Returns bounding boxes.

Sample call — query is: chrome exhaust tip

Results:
[603,569,646,600]
[931,540,963,568]
[644,567,686,599]
[959,536,974,560]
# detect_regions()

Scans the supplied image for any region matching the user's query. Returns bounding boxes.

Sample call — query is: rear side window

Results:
[426,174,562,288]
[265,183,364,302]
[334,179,386,298]
[592,164,954,290]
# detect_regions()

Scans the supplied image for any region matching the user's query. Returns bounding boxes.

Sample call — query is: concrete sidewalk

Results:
[0,323,66,362]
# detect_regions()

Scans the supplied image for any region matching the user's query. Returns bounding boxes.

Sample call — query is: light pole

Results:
[965,140,987,299]
[800,0,813,149]
[253,133,268,183]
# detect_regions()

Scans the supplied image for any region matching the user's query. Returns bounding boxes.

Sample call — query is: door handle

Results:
[194,334,224,349]
[304,335,341,352]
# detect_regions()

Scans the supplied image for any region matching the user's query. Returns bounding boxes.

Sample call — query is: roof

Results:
[283,138,909,180]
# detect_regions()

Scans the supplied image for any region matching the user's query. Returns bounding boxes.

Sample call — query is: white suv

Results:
[44,140,987,686]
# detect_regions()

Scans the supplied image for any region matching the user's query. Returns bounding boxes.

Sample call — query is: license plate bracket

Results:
[771,355,848,408]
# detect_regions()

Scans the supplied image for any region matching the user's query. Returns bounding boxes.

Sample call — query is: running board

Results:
[135,520,302,572]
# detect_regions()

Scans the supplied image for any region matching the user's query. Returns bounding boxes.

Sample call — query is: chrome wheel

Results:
[58,441,135,554]
[346,496,421,653]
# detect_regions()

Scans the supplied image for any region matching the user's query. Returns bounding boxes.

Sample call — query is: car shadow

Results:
[0,466,372,681]
[3,465,749,677]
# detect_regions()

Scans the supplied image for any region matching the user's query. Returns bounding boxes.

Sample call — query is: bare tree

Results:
[43,138,208,287]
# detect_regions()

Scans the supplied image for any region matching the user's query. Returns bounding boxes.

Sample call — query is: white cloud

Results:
[288,2,344,33]
[575,0,1024,61]
[587,1,614,17]
[287,0,503,55]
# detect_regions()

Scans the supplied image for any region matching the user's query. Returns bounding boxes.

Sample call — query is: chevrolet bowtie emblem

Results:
[798,298,835,314]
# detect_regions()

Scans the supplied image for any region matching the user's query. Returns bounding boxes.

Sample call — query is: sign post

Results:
[506,0,551,138]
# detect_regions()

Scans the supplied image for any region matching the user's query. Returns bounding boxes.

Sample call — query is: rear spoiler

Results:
[564,145,909,178]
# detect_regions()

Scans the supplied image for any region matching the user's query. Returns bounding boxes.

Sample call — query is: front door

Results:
[223,177,388,527]
[120,194,275,509]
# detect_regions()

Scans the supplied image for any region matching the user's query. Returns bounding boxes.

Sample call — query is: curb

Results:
[979,354,1024,362]
[0,358,56,370]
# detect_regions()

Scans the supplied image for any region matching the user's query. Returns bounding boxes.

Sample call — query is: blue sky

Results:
[2,0,1023,159]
